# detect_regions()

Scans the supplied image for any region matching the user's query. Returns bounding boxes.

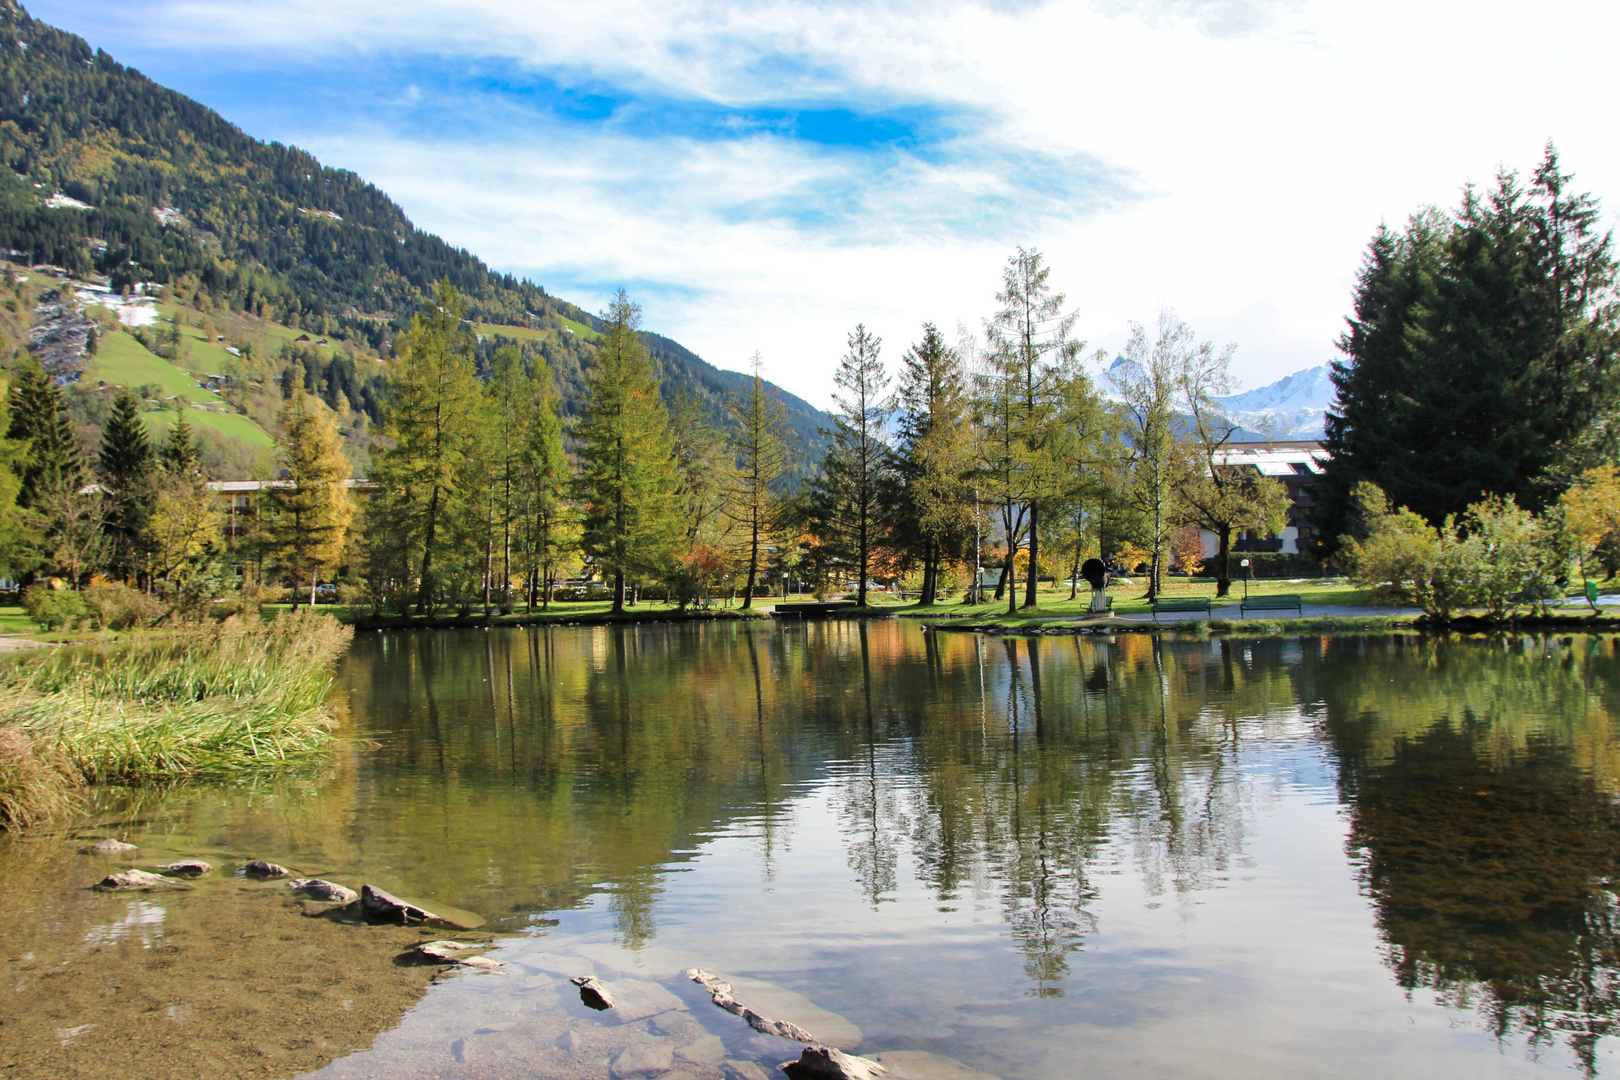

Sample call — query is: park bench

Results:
[1240,593,1304,617]
[1150,597,1211,620]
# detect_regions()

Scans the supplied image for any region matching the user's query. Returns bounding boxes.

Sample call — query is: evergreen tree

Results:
[1320,148,1620,545]
[816,324,891,608]
[97,387,155,583]
[670,389,729,544]
[159,403,201,478]
[891,323,970,605]
[0,376,37,579]
[6,360,81,510]
[266,390,354,605]
[724,353,792,610]
[573,291,684,613]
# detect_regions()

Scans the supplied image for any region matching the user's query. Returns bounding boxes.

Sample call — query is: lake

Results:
[5,622,1620,1079]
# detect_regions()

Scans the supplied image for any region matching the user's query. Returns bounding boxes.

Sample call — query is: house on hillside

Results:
[1195,440,1326,558]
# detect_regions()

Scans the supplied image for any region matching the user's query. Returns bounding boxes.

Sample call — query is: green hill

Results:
[0,2,831,469]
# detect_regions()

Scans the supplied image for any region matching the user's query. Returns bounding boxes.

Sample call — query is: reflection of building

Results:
[1197,441,1325,557]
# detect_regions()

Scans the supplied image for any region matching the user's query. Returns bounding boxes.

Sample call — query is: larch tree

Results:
[266,390,354,606]
[984,248,1084,609]
[724,352,792,609]
[818,324,891,608]
[573,290,684,613]
[374,281,480,613]
[149,405,219,593]
[518,350,571,610]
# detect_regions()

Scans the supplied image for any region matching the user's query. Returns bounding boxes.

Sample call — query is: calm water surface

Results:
[9,622,1620,1078]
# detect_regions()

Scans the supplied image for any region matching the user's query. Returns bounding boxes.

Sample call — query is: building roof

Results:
[1212,440,1326,477]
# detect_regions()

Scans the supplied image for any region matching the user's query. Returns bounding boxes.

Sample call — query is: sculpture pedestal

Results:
[1090,588,1110,613]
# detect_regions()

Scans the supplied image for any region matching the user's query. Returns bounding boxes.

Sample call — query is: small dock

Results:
[772,601,863,619]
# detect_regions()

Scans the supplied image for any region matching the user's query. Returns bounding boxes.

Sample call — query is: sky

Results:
[28,0,1620,408]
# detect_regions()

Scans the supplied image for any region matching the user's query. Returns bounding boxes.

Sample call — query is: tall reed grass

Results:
[0,609,353,828]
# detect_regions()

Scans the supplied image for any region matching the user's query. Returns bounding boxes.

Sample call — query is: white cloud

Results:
[32,0,1620,405]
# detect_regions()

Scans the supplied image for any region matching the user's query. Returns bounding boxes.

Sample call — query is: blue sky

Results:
[28,0,1620,406]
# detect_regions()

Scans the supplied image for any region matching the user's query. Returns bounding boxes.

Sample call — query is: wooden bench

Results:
[1240,593,1303,617]
[1149,597,1211,620]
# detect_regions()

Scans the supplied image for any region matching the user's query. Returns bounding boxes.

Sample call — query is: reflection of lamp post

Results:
[1241,558,1251,601]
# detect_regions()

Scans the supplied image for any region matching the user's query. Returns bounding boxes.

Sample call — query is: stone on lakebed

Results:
[84,838,137,855]
[161,859,213,878]
[288,878,359,904]
[94,868,193,892]
[242,860,292,878]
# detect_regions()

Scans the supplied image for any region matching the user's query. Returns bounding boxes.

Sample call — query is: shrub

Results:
[21,585,87,631]
[83,583,166,630]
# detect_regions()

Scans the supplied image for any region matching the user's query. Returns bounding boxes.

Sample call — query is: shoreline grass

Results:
[0,608,352,830]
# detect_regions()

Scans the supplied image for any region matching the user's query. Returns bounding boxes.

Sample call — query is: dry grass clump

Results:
[0,727,79,830]
[0,609,353,826]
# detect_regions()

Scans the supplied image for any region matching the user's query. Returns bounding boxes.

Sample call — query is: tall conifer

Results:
[98,387,155,583]
[724,353,791,609]
[574,291,684,613]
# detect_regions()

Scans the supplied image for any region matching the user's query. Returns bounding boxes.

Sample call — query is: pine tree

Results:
[266,390,354,605]
[98,387,156,583]
[724,353,792,610]
[573,291,684,613]
[817,324,891,608]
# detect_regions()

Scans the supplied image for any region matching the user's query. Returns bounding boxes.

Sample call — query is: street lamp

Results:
[1241,558,1251,601]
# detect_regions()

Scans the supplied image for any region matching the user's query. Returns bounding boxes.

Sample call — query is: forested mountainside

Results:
[0,2,828,456]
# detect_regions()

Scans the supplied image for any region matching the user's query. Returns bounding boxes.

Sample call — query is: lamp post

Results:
[1241,558,1251,601]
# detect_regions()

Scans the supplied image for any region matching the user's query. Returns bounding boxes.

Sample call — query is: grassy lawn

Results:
[893,578,1375,623]
[472,318,602,346]
[0,606,34,634]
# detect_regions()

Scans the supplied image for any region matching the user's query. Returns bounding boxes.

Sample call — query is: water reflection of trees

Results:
[1311,635,1620,1074]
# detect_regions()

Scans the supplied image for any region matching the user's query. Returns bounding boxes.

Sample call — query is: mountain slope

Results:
[1102,356,1330,441]
[0,2,830,458]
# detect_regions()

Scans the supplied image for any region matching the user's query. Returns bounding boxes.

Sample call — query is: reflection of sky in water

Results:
[82,901,165,949]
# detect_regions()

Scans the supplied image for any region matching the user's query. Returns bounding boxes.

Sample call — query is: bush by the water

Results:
[0,609,353,828]
[21,585,87,630]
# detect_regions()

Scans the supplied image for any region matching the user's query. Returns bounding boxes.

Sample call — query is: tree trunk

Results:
[1214,525,1233,598]
[1023,498,1040,609]
[742,518,759,610]
[417,487,441,615]
[612,570,626,614]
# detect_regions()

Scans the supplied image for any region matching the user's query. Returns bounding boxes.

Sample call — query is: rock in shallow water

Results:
[609,1041,674,1078]
[94,868,193,892]
[572,975,616,1010]
[361,883,437,924]
[781,1047,887,1080]
[288,878,359,904]
[85,838,137,855]
[415,940,489,962]
[868,1051,1002,1080]
[161,859,213,878]
[242,860,292,878]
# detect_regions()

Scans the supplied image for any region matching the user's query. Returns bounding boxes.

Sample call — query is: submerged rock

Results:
[609,1041,674,1078]
[361,884,437,924]
[723,1062,773,1080]
[685,968,828,1045]
[161,859,213,878]
[415,940,490,962]
[85,838,137,855]
[868,1051,1002,1080]
[780,1046,887,1080]
[243,860,292,878]
[289,878,359,904]
[94,869,193,892]
[572,975,616,1010]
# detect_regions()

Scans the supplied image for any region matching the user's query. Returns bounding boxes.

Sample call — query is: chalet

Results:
[1196,440,1325,558]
